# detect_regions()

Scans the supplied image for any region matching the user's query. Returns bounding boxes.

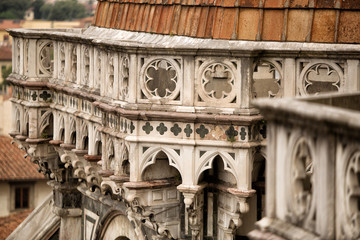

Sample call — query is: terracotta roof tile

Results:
[311,10,336,43]
[290,0,309,8]
[0,46,12,61]
[134,3,145,31]
[0,136,45,181]
[338,11,360,43]
[171,5,181,35]
[140,4,151,31]
[93,1,360,43]
[0,20,22,30]
[262,10,284,41]
[340,0,360,9]
[264,0,285,8]
[286,9,311,42]
[177,5,188,35]
[0,209,33,240]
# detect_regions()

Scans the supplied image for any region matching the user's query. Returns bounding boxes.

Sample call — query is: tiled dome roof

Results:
[92,0,360,43]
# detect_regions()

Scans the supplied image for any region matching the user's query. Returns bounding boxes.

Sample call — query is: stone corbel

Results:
[225,188,257,238]
[227,188,256,215]
[177,184,206,240]
[177,184,206,209]
[60,153,72,168]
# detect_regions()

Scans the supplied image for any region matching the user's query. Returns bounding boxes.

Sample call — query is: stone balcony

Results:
[6,25,360,239]
[251,92,360,239]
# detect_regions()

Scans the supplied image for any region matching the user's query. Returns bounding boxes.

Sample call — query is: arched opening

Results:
[15,109,21,133]
[197,155,238,239]
[83,136,89,150]
[121,160,130,175]
[142,151,181,182]
[42,113,54,139]
[252,152,266,221]
[70,131,76,145]
[140,150,182,239]
[59,128,65,141]
[25,113,29,136]
[97,213,138,240]
[58,117,65,141]
[107,141,115,170]
[95,141,102,155]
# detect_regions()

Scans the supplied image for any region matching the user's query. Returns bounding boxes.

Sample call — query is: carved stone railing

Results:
[251,92,360,239]
[7,26,360,239]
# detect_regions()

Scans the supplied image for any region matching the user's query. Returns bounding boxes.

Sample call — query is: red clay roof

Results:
[93,0,360,43]
[0,46,11,61]
[0,209,33,240]
[0,136,45,181]
[0,20,22,30]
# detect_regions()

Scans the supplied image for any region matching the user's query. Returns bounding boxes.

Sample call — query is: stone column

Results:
[28,108,38,138]
[52,180,82,240]
[127,54,137,104]
[283,58,296,97]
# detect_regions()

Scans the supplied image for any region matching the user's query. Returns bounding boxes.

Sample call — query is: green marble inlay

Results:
[31,91,38,101]
[171,124,182,136]
[156,123,168,135]
[142,122,153,134]
[184,124,193,137]
[225,125,238,142]
[130,122,135,133]
[196,125,209,138]
[240,127,246,140]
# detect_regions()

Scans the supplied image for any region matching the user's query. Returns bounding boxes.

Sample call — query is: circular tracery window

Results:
[142,59,179,99]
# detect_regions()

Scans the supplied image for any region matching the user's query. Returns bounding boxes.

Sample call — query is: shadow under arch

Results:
[196,151,239,188]
[140,146,183,182]
[141,150,182,183]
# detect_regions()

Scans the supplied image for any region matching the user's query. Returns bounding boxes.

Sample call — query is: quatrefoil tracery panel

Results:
[196,59,238,106]
[298,61,344,96]
[253,60,283,98]
[142,59,179,99]
[141,58,180,101]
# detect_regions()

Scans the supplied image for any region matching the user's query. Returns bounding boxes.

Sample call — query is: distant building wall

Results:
[34,181,52,207]
[0,183,11,217]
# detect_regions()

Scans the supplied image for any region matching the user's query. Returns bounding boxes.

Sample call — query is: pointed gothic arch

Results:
[140,146,183,181]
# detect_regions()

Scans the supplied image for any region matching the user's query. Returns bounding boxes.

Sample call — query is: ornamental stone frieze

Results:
[7,11,360,239]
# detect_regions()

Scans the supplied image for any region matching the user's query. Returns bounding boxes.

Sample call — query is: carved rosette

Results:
[196,60,238,106]
[140,58,181,102]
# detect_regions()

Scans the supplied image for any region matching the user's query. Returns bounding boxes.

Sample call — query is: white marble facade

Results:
[7,26,360,240]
